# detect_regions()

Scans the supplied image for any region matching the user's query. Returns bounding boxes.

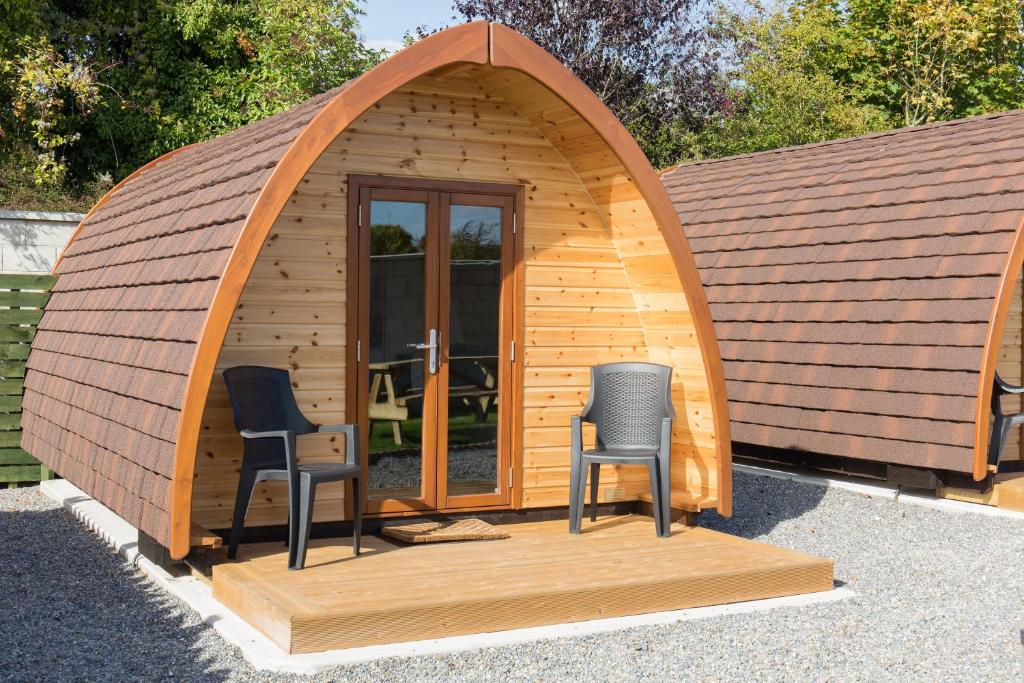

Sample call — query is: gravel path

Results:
[1,472,1021,682]
[370,446,497,490]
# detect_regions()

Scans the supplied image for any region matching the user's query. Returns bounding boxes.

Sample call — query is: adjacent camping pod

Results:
[662,111,1024,483]
[23,23,731,559]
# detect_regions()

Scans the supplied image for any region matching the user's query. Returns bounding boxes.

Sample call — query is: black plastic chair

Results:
[569,362,674,537]
[988,371,1024,473]
[223,366,362,570]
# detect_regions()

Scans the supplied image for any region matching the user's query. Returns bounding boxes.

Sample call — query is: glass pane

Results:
[446,204,502,496]
[367,200,427,500]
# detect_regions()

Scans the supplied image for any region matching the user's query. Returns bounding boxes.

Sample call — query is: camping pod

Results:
[662,112,1024,498]
[22,22,731,559]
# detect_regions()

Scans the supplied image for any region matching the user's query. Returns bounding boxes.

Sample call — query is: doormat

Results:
[381,518,510,543]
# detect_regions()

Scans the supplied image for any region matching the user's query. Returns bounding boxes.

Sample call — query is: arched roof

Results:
[662,110,1024,481]
[23,22,728,558]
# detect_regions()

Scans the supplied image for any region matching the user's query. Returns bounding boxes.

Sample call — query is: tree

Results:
[690,0,1024,160]
[693,1,890,158]
[846,0,1024,126]
[451,220,501,260]
[370,224,421,255]
[452,0,723,168]
[0,0,382,211]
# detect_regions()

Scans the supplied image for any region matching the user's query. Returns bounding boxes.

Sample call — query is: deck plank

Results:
[212,515,834,653]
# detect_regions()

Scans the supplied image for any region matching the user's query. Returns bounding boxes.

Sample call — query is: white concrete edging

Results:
[40,480,300,670]
[0,209,85,222]
[41,478,853,674]
[734,463,1024,520]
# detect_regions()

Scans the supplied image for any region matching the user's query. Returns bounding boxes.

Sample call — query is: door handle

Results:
[407,328,439,374]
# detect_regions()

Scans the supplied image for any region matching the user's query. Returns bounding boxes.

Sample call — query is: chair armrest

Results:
[240,429,298,476]
[995,374,1024,395]
[318,423,356,434]
[318,423,360,466]
[240,429,292,440]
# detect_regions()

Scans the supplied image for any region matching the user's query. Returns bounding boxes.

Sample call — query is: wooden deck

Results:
[212,515,834,654]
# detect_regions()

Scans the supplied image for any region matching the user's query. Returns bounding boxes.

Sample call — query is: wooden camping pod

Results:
[22,22,730,559]
[661,112,1024,483]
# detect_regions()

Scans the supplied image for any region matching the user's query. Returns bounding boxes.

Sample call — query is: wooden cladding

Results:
[191,66,727,531]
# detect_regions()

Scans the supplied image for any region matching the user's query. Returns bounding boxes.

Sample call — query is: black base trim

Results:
[732,442,993,493]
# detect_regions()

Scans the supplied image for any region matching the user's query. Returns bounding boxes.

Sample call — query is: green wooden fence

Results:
[0,273,56,487]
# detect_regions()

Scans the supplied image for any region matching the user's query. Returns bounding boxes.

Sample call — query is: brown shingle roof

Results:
[21,86,344,546]
[662,110,1024,473]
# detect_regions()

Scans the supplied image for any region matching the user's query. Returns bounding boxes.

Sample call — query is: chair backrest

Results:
[583,362,674,450]
[223,366,316,468]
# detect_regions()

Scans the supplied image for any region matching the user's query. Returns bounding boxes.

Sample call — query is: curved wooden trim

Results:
[973,215,1024,480]
[166,21,491,558]
[52,144,198,272]
[489,24,733,516]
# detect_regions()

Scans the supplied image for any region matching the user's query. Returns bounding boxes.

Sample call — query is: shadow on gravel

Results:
[699,471,828,540]
[0,507,235,682]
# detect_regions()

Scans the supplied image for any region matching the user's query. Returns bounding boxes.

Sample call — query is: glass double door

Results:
[354,180,515,513]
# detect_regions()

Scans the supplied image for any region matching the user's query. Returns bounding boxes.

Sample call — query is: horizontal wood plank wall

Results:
[191,185,349,528]
[192,67,689,529]
[481,68,720,508]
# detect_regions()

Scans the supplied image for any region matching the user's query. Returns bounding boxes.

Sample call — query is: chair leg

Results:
[577,459,591,531]
[227,467,258,560]
[997,427,1016,474]
[988,413,1007,467]
[997,417,1013,468]
[351,477,362,556]
[286,474,302,569]
[568,451,581,534]
[658,452,672,538]
[647,460,665,537]
[572,457,589,534]
[589,462,600,522]
[291,477,316,571]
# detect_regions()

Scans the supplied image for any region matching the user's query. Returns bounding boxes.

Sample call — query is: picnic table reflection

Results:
[368,354,498,445]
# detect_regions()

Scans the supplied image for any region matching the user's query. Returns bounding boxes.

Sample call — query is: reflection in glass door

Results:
[364,193,435,509]
[438,196,513,507]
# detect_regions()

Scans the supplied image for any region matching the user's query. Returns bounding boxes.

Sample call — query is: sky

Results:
[359,0,459,53]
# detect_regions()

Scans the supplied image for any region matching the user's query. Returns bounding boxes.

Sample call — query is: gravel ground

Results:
[370,446,496,490]
[1,472,1021,682]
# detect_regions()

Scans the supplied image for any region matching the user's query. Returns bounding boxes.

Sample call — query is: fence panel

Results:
[0,273,57,487]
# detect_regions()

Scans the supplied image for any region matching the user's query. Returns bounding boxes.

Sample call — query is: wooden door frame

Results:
[347,174,525,517]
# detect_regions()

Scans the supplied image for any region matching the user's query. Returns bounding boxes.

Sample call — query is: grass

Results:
[369,411,497,454]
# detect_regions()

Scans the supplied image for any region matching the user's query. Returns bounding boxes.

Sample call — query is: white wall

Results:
[0,210,83,273]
